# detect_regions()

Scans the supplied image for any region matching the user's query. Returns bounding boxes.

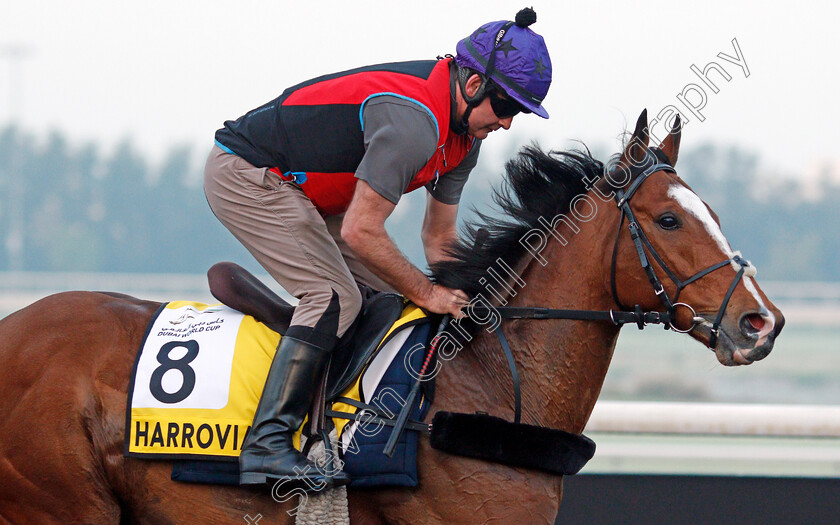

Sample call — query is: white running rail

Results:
[587,401,840,437]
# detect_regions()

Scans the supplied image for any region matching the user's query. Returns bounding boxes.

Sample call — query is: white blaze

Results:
[667,184,734,257]
[667,184,768,311]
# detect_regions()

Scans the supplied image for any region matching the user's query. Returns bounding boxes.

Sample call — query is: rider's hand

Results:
[416,284,470,319]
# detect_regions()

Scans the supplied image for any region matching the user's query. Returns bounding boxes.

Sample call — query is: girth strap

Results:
[382,316,449,457]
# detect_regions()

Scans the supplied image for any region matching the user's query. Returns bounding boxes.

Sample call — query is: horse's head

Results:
[606,110,784,366]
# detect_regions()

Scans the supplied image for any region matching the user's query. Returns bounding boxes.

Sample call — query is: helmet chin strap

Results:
[451,66,484,135]
[448,65,467,135]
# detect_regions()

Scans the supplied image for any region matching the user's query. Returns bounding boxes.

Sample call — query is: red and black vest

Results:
[215,58,475,215]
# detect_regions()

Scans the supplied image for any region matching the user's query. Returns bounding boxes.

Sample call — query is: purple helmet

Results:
[455,8,552,118]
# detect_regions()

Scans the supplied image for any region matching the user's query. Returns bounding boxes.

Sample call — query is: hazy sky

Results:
[2,1,837,179]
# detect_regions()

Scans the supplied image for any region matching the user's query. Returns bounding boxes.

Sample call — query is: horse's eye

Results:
[657,213,681,230]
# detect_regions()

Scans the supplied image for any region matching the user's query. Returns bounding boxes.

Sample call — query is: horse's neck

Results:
[439,215,621,433]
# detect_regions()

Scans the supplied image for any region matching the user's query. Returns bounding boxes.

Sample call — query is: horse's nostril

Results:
[740,313,765,336]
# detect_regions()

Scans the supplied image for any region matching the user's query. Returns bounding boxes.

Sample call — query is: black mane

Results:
[431,145,606,297]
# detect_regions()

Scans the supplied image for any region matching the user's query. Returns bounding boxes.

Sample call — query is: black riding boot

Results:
[239,335,350,489]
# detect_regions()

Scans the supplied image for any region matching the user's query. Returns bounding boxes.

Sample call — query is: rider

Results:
[204,8,552,489]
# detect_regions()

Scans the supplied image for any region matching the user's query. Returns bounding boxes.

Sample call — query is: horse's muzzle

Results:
[697,309,784,366]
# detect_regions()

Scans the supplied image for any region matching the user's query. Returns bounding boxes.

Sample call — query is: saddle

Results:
[206,262,405,401]
[164,262,429,489]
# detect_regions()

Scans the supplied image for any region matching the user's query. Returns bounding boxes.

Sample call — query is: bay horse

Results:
[0,111,783,524]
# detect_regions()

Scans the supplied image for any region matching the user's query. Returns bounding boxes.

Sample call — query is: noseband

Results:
[608,149,753,348]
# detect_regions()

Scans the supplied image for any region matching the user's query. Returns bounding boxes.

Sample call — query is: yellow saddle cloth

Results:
[125,301,426,460]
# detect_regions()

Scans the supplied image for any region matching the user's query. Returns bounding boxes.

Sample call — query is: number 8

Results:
[149,340,199,403]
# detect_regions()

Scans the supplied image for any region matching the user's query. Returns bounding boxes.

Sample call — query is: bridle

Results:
[607,148,754,349]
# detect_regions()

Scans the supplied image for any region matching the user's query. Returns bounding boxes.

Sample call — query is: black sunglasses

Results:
[486,85,526,118]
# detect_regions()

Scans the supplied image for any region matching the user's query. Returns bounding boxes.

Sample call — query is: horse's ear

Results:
[658,114,682,166]
[619,109,650,167]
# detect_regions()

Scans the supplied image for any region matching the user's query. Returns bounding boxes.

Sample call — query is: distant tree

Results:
[152,145,252,274]
[0,126,836,281]
[27,132,103,270]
